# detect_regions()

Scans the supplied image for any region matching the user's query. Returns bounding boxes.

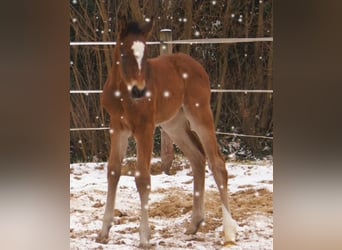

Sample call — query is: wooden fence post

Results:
[160,29,174,174]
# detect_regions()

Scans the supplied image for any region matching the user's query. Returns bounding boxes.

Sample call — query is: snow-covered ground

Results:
[70,158,273,249]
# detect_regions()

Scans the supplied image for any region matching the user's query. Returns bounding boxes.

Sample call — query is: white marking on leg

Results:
[131,41,145,70]
[222,204,238,243]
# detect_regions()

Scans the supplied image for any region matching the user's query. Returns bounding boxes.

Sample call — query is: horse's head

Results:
[117,19,153,99]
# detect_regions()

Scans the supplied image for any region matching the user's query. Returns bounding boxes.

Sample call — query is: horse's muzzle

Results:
[131,85,147,99]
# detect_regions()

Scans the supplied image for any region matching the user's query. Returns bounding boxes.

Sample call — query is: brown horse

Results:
[97,19,237,248]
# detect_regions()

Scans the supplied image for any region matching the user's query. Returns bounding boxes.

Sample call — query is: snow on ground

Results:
[70,158,273,249]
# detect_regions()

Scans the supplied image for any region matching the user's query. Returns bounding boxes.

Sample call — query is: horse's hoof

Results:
[185,218,203,235]
[185,226,197,235]
[138,242,152,249]
[95,234,109,244]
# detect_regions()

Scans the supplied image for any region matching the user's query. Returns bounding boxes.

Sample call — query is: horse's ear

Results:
[141,17,154,39]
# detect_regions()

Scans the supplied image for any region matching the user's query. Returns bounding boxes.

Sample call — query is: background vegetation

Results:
[70,0,273,162]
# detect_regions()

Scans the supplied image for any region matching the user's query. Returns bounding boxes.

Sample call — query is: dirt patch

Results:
[121,158,191,176]
[231,188,273,221]
[150,189,193,218]
[149,187,273,233]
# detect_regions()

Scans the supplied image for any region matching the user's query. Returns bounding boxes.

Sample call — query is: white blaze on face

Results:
[131,41,145,71]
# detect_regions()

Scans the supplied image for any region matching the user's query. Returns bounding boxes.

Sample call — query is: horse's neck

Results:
[108,46,123,90]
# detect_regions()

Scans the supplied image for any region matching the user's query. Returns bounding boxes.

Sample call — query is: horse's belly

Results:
[155,101,183,125]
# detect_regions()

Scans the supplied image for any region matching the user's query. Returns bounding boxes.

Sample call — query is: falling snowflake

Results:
[109,129,114,134]
[114,90,121,97]
[145,90,152,98]
[163,91,170,98]
[182,72,188,79]
[194,31,200,37]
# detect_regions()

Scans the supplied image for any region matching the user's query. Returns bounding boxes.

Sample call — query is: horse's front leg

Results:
[96,130,129,244]
[134,127,154,249]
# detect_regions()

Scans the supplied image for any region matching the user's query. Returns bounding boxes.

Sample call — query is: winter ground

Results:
[70,157,273,249]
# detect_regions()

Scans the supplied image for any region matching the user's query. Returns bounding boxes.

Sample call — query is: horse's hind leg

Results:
[161,111,206,235]
[184,105,238,243]
[96,130,130,243]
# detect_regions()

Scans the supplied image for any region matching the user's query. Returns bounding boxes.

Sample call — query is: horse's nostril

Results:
[131,85,147,99]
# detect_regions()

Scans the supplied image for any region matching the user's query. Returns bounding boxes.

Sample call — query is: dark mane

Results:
[126,22,143,35]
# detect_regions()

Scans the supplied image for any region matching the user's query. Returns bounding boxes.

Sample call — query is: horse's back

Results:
[151,53,209,82]
[147,53,212,124]
[148,53,211,97]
